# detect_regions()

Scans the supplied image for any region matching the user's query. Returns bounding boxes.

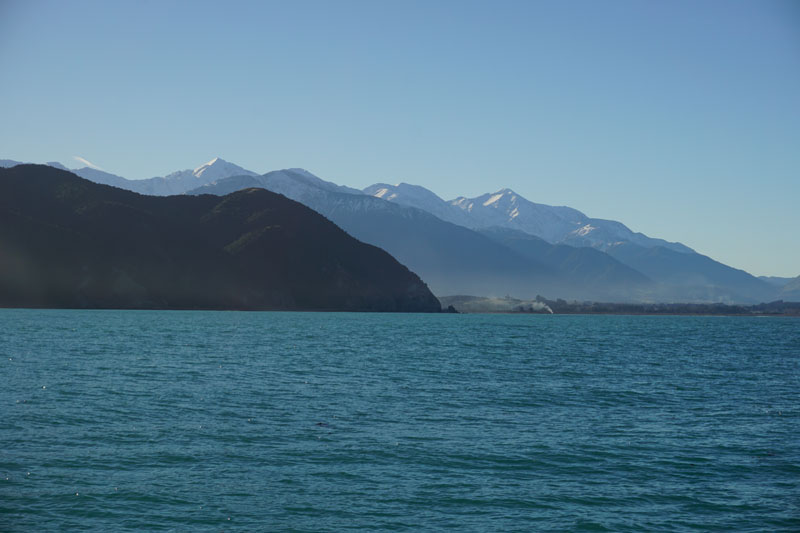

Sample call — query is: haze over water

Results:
[1,310,798,531]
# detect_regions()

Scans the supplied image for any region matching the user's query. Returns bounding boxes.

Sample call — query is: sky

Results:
[1,0,798,277]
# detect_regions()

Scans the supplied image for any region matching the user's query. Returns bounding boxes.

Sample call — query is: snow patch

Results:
[483,193,504,206]
[195,157,219,171]
[193,157,223,177]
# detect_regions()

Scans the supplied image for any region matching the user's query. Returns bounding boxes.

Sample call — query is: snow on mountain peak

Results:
[482,188,519,207]
[150,158,260,194]
[193,157,224,176]
[483,193,504,206]
[373,187,396,200]
[188,157,257,181]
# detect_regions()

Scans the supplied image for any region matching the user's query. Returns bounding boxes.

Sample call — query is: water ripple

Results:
[1,310,798,531]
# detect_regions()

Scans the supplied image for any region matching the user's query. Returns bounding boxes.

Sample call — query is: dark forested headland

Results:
[0,165,441,312]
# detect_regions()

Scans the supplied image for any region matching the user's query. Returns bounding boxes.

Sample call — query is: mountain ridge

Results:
[1,157,784,302]
[191,172,744,302]
[1,157,259,196]
[191,171,567,299]
[191,169,777,303]
[0,165,441,311]
[367,182,694,254]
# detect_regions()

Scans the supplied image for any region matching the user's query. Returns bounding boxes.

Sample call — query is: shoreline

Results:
[455,311,800,317]
[438,295,800,317]
[0,306,798,317]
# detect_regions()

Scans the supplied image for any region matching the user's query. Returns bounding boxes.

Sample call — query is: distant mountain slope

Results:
[478,227,652,293]
[779,276,800,301]
[5,156,782,303]
[365,183,693,253]
[0,165,440,311]
[191,171,662,300]
[71,157,258,196]
[605,242,776,303]
[191,170,781,303]
[363,182,783,302]
[2,157,258,196]
[364,182,473,227]
[759,276,794,287]
[141,157,258,195]
[70,166,133,189]
[191,172,560,298]
[263,168,363,196]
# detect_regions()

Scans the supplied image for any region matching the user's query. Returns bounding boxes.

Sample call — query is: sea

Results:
[1,309,798,531]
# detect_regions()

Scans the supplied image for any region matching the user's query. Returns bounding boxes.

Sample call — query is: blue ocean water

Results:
[1,310,798,531]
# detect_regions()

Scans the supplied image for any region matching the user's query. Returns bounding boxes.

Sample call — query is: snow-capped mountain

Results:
[363,182,473,227]
[2,157,258,196]
[451,189,588,243]
[134,157,257,195]
[4,156,258,196]
[163,157,256,185]
[195,169,777,303]
[189,170,663,301]
[1,155,780,302]
[193,169,365,212]
[365,183,694,254]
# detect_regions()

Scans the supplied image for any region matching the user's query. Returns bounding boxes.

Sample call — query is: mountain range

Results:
[365,182,693,253]
[1,157,790,303]
[0,165,440,311]
[1,157,256,196]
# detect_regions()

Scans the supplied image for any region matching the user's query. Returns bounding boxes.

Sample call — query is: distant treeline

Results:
[538,297,800,316]
[439,295,800,316]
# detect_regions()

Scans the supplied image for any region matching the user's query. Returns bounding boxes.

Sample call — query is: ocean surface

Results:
[1,310,798,532]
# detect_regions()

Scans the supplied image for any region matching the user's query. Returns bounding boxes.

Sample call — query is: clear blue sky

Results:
[1,0,798,276]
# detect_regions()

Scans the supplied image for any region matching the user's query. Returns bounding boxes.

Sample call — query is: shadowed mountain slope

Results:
[13,156,775,303]
[68,157,258,196]
[365,182,694,253]
[193,171,779,303]
[478,227,652,300]
[605,242,776,303]
[0,165,440,311]
[778,276,800,301]
[190,172,656,300]
[364,182,778,303]
[190,172,558,298]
